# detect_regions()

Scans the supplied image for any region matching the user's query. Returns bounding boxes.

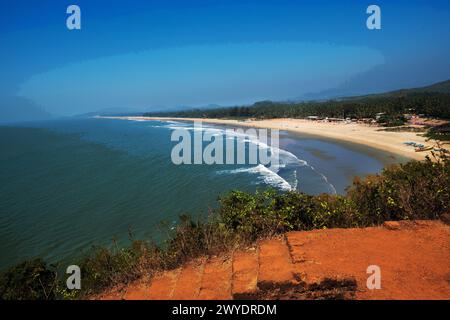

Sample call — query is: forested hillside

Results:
[145,80,450,120]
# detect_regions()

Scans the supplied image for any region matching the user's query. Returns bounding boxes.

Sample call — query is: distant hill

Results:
[146,79,450,120]
[298,79,450,102]
[72,107,151,118]
[344,79,450,100]
[407,79,450,93]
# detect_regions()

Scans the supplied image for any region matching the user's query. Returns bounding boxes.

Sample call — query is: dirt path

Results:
[96,220,450,300]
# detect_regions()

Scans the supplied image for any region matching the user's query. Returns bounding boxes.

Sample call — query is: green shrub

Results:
[73,239,158,297]
[307,194,361,229]
[347,155,449,223]
[217,190,360,235]
[163,214,233,267]
[0,259,58,300]
[218,189,282,238]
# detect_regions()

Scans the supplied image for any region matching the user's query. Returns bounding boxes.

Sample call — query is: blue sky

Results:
[1,0,450,119]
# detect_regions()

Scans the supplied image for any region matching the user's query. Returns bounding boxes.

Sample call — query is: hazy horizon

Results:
[1,0,450,121]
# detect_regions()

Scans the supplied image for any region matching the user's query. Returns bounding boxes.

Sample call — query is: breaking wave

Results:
[217,164,293,191]
[158,120,337,193]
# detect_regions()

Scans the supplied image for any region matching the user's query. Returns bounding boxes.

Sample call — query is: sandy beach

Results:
[103,116,440,161]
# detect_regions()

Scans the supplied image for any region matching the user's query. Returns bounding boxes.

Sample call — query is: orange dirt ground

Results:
[96,220,450,300]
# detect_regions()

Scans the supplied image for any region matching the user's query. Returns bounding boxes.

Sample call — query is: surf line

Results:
[170,121,281,172]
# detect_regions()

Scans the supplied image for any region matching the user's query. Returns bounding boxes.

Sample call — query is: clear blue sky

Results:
[1,0,450,119]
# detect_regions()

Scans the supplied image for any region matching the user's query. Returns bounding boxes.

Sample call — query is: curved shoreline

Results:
[102,116,436,161]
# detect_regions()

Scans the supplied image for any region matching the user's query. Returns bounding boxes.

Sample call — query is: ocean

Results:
[0,118,407,270]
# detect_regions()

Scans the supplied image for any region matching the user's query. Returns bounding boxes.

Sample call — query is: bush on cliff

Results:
[347,154,449,223]
[0,259,58,300]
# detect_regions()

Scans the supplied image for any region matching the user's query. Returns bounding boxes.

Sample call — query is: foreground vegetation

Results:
[1,152,449,300]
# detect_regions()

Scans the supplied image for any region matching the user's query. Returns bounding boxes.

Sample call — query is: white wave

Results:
[127,119,148,122]
[161,122,223,134]
[158,121,304,165]
[163,125,192,130]
[227,131,337,194]
[217,128,308,170]
[159,122,340,193]
[218,164,293,191]
[166,120,183,124]
[309,165,337,195]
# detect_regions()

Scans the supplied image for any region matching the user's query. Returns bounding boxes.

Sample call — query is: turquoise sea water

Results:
[0,118,407,270]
